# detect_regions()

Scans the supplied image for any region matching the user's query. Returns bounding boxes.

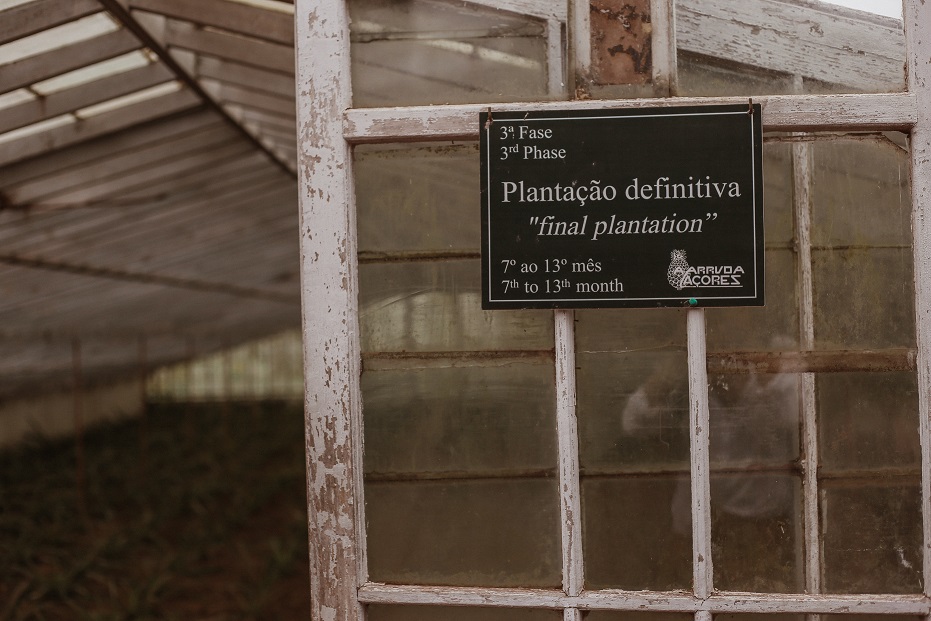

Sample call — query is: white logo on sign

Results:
[667,249,745,289]
[667,249,690,290]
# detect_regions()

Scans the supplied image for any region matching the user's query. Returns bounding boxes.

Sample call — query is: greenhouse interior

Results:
[1,0,930,620]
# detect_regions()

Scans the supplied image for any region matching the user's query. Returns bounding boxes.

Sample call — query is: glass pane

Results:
[675,0,905,96]
[706,248,798,352]
[576,308,686,353]
[821,482,922,593]
[709,371,802,592]
[706,140,796,352]
[811,137,911,249]
[583,476,692,590]
[363,365,557,476]
[579,350,689,470]
[359,260,553,352]
[356,143,479,254]
[677,55,798,97]
[818,372,920,473]
[365,478,561,587]
[812,247,914,350]
[811,136,913,350]
[760,141,795,245]
[709,373,800,469]
[363,363,560,587]
[368,606,563,621]
[711,474,802,592]
[817,369,922,592]
[577,309,691,590]
[350,0,556,107]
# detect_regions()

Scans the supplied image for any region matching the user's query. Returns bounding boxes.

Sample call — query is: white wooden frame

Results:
[295,1,931,620]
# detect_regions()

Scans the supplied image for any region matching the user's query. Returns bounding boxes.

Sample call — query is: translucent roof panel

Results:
[0,89,35,111]
[74,81,182,119]
[0,115,74,146]
[0,0,34,11]
[32,51,153,95]
[0,12,118,64]
[227,0,294,13]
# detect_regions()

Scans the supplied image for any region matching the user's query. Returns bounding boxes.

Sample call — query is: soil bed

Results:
[0,401,311,621]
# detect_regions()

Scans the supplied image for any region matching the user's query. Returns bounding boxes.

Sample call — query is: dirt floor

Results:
[0,401,311,621]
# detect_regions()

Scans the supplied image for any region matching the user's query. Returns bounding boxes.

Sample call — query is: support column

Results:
[295,2,366,621]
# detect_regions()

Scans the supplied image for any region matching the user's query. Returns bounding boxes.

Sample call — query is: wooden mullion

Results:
[687,309,714,598]
[344,93,917,143]
[792,130,822,596]
[555,310,583,597]
[905,0,931,600]
[358,583,931,614]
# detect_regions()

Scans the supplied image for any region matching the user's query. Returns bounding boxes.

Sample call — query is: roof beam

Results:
[344,93,918,142]
[162,19,293,75]
[0,62,174,135]
[0,109,217,187]
[0,0,102,46]
[127,0,293,45]
[28,141,256,206]
[6,124,236,204]
[201,81,295,117]
[0,252,299,304]
[196,57,294,99]
[0,28,140,95]
[96,0,297,178]
[0,89,202,167]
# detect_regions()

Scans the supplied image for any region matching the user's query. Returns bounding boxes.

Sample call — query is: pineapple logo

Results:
[667,249,690,290]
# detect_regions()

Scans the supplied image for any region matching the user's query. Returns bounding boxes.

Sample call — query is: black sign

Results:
[480,104,764,309]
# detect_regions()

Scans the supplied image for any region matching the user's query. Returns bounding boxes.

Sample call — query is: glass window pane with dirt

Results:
[356,142,560,587]
[349,0,566,107]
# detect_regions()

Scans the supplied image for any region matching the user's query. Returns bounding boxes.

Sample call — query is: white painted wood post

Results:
[687,308,713,598]
[792,137,822,595]
[555,310,583,602]
[295,2,367,621]
[904,0,931,601]
[570,0,591,92]
[650,0,678,96]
